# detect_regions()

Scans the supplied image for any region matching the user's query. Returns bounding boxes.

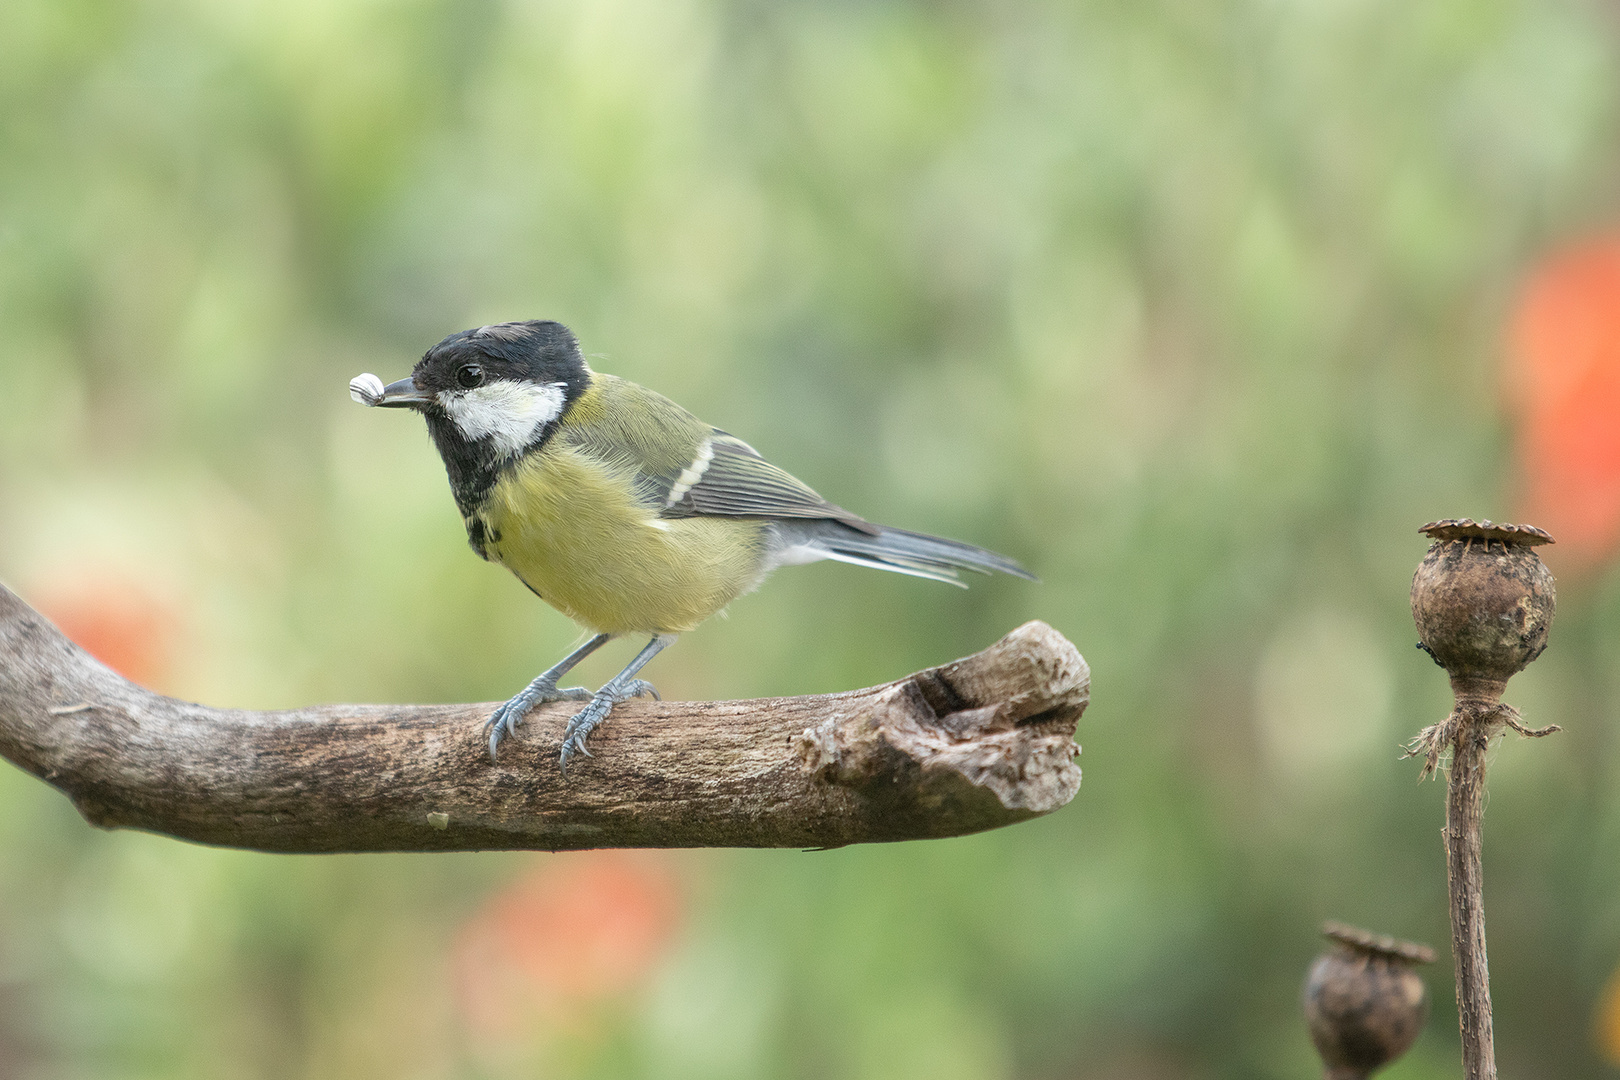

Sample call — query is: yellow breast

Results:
[477,444,770,635]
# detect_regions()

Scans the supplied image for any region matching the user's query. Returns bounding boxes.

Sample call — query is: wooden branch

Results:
[0,583,1087,852]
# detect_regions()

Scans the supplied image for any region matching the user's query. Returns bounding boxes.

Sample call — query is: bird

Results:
[349,320,1034,769]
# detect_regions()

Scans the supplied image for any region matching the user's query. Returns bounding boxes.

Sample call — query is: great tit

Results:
[350,320,1033,769]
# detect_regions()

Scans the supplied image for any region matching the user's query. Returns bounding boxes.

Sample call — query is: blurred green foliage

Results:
[3,0,1620,1077]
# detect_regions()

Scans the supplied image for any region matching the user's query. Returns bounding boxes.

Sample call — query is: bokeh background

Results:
[4,0,1620,1076]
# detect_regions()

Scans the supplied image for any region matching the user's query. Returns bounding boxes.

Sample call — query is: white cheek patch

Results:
[439,380,567,457]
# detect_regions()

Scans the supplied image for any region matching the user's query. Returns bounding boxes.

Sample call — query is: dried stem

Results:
[1411,689,1559,1080]
[1446,704,1498,1080]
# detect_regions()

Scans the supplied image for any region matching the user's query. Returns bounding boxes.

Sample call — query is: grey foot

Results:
[558,679,659,771]
[485,680,591,760]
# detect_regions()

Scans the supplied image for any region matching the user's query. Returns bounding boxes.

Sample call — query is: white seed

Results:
[350,372,386,406]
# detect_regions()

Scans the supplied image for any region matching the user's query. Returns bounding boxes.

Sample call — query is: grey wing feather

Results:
[655,429,1036,584]
[774,518,1037,584]
[661,433,880,535]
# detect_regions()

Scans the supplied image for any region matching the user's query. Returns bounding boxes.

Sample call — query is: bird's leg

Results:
[485,633,612,760]
[558,634,675,770]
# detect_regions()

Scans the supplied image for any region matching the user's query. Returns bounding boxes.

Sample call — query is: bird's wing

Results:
[660,432,878,534]
[561,375,876,533]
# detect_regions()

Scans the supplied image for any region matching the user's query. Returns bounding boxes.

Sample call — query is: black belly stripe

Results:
[465,516,489,559]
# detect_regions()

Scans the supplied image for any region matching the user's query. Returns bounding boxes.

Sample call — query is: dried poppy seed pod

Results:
[1303,922,1435,1080]
[1410,519,1556,702]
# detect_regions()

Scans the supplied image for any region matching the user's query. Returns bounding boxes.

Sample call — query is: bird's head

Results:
[351,320,590,458]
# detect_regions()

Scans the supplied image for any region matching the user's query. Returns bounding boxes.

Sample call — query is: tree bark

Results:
[0,583,1087,853]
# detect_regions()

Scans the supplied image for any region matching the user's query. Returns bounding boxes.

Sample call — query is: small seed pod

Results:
[1410,519,1556,701]
[1303,922,1435,1080]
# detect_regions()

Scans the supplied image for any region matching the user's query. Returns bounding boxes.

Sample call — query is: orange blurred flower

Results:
[452,851,682,1042]
[1596,961,1620,1065]
[1507,233,1620,566]
[29,574,180,690]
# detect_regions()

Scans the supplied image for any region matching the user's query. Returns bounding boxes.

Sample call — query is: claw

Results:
[554,690,625,768]
[624,679,660,701]
[558,720,599,775]
[485,681,592,761]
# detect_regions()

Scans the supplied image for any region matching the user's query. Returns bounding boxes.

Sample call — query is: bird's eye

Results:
[455,364,484,389]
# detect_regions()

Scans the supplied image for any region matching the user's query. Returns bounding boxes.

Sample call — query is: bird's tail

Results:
[771,520,1036,587]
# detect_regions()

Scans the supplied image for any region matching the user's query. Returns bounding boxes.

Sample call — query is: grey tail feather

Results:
[777,520,1037,584]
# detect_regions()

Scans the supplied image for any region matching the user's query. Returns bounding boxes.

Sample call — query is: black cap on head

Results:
[413,320,589,399]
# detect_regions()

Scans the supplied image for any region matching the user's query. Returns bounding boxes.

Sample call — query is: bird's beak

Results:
[350,373,433,409]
